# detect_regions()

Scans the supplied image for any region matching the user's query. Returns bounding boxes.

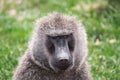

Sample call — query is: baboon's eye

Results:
[68,34,75,52]
[46,37,55,54]
[63,35,68,38]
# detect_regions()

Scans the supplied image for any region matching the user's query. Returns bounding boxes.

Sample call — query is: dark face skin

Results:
[46,33,75,71]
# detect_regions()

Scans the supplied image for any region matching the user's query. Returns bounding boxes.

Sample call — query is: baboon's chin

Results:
[51,64,73,73]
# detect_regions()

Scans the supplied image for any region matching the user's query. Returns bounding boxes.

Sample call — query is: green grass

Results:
[0,0,120,80]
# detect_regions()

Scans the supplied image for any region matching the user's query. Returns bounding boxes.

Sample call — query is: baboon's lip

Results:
[56,63,72,70]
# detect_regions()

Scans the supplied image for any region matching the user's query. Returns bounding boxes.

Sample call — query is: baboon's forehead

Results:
[45,29,75,36]
[36,12,78,31]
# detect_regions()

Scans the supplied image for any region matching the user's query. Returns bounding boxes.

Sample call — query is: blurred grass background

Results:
[0,0,120,80]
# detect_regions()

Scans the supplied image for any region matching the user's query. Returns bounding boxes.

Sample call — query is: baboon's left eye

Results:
[68,34,75,52]
[63,35,68,38]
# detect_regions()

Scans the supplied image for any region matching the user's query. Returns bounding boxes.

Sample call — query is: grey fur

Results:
[12,12,92,80]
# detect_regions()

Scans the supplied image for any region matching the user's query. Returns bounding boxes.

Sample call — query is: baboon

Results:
[12,12,92,80]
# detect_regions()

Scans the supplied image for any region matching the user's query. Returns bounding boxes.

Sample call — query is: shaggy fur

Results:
[12,12,92,80]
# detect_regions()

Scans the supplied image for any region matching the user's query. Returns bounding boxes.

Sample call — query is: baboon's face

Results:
[46,33,75,71]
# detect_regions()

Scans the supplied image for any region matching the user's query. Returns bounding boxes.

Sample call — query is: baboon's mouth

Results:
[57,65,70,70]
[54,62,73,71]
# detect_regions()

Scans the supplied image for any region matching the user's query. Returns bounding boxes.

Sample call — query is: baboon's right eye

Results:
[46,37,55,54]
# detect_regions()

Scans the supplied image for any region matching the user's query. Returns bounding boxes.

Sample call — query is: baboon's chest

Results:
[38,71,79,80]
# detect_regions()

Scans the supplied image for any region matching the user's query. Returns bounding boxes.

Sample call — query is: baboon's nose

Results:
[59,59,69,65]
[56,59,71,70]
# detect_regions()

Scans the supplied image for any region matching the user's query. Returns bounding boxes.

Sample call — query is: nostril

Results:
[59,59,69,64]
[54,59,71,70]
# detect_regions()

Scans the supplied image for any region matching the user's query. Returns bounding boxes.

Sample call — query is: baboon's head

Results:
[29,12,88,72]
